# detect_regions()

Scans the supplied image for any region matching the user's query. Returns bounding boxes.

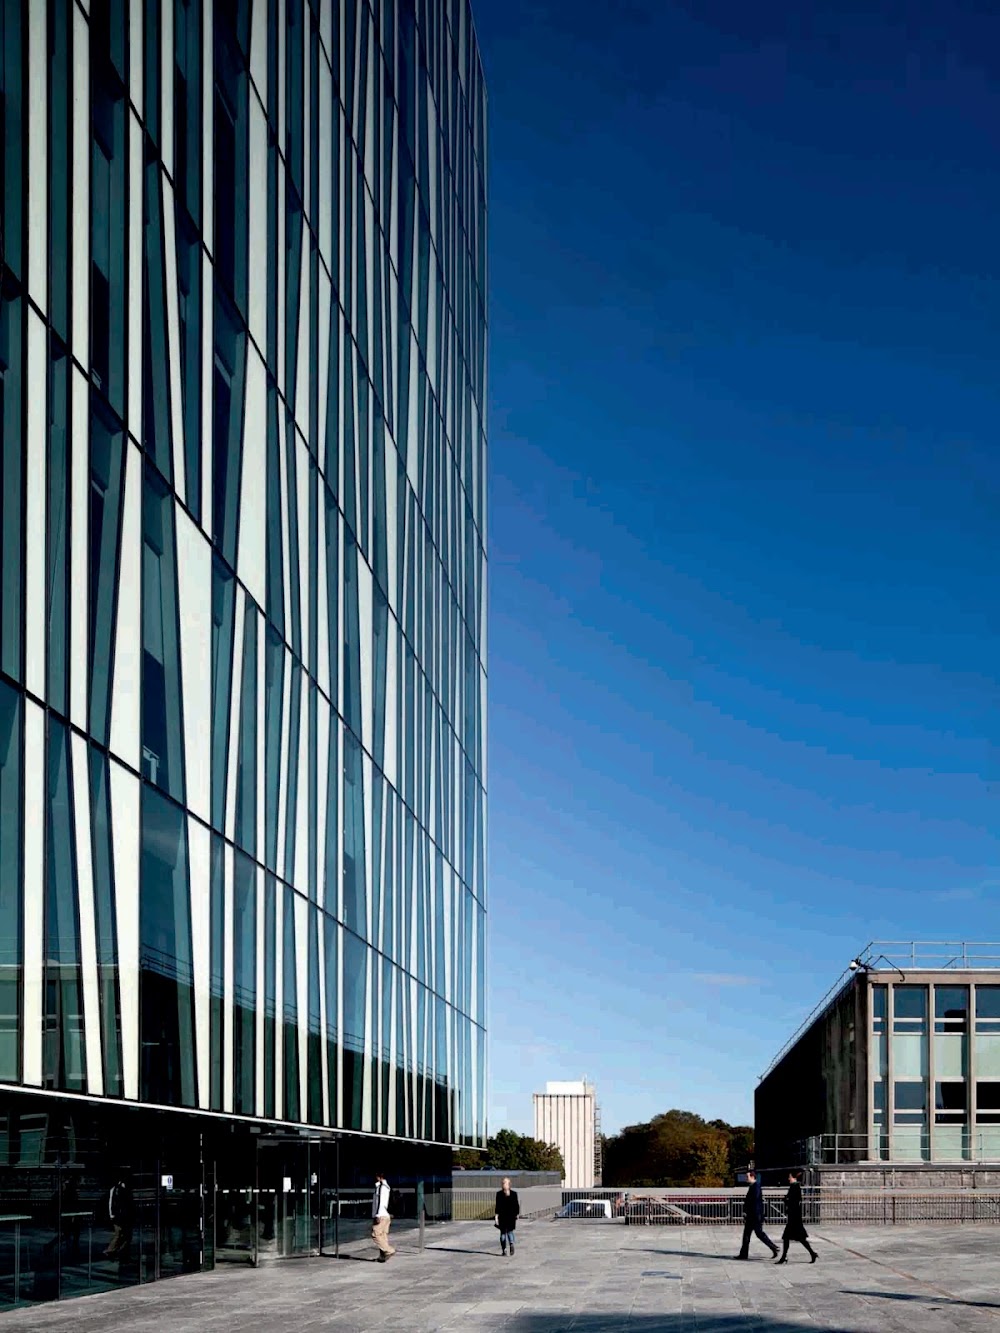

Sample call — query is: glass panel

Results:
[263,875,276,1119]
[894,1080,927,1118]
[88,399,126,745]
[233,853,256,1115]
[90,56,127,416]
[282,889,300,1123]
[263,626,284,872]
[47,343,70,715]
[1,288,25,682]
[976,986,1000,1031]
[212,294,246,568]
[209,835,225,1111]
[343,731,366,938]
[140,785,197,1106]
[872,1079,886,1122]
[0,681,23,1082]
[89,749,123,1097]
[176,213,203,521]
[323,914,338,1126]
[44,720,86,1091]
[343,931,366,1131]
[935,985,969,1032]
[892,985,928,1031]
[142,467,187,802]
[210,557,236,831]
[265,386,284,634]
[307,905,322,1124]
[342,534,362,736]
[283,661,302,878]
[142,152,174,481]
[935,1081,967,1122]
[977,1082,1000,1123]
[234,604,258,854]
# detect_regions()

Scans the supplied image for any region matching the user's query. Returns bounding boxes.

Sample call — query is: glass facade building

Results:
[0,0,487,1306]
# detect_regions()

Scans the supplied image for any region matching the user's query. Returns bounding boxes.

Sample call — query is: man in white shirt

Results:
[372,1173,395,1262]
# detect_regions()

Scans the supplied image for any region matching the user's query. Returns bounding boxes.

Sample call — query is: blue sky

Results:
[473,0,1000,1137]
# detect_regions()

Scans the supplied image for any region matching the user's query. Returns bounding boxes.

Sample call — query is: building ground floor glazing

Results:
[0,1088,452,1310]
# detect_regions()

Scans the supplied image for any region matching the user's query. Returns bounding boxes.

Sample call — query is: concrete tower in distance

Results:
[534,1080,601,1188]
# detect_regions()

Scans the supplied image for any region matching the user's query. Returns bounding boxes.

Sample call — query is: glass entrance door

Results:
[256,1140,320,1259]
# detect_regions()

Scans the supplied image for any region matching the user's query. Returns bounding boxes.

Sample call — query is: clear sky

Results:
[473,0,1000,1138]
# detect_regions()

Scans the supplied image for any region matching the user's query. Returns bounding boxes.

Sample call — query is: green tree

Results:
[453,1147,486,1170]
[689,1132,729,1186]
[484,1129,564,1175]
[604,1110,753,1186]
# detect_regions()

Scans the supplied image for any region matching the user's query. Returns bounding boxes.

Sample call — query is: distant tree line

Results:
[454,1128,565,1175]
[602,1110,754,1187]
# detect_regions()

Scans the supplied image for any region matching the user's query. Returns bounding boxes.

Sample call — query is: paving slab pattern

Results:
[4,1221,1000,1331]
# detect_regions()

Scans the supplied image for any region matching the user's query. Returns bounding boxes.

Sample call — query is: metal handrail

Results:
[760,940,1000,1080]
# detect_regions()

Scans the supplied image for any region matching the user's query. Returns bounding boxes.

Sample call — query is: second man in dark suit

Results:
[735,1169,778,1260]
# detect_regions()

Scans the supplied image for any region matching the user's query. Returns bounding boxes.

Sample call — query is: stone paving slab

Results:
[5,1221,1000,1331]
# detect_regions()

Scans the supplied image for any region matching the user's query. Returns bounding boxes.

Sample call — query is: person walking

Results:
[734,1169,778,1260]
[775,1170,817,1264]
[104,1171,133,1259]
[371,1172,396,1263]
[494,1177,520,1256]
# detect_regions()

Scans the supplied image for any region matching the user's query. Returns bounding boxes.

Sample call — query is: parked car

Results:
[556,1199,612,1219]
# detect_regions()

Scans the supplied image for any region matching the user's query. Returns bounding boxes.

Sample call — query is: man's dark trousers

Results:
[739,1217,776,1258]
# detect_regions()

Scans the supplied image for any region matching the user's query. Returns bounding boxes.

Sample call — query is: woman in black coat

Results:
[775,1170,817,1263]
[494,1178,520,1256]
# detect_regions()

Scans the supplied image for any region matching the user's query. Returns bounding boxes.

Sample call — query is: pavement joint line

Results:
[814,1231,1000,1318]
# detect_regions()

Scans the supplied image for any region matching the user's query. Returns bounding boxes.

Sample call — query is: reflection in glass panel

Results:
[44,720,86,1091]
[343,731,366,939]
[142,467,186,802]
[210,557,236,831]
[307,905,322,1124]
[976,987,1000,1031]
[1,288,25,683]
[140,785,197,1106]
[892,986,928,1032]
[264,875,277,1119]
[977,1082,1000,1124]
[209,835,225,1111]
[283,661,302,877]
[88,399,126,745]
[935,1081,967,1123]
[233,853,256,1115]
[282,889,300,1123]
[91,54,127,416]
[234,604,258,854]
[323,913,339,1126]
[894,1080,927,1121]
[871,984,887,1033]
[935,986,969,1032]
[89,750,123,1098]
[263,626,284,872]
[0,680,22,1081]
[47,343,70,714]
[343,931,366,1131]
[142,152,174,481]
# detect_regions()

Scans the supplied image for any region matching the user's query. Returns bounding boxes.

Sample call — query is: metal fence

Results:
[450,1186,564,1222]
[557,1188,1000,1226]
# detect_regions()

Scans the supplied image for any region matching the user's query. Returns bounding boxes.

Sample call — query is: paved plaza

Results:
[4,1220,1000,1332]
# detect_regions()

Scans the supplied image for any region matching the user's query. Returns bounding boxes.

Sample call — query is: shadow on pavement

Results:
[425,1244,506,1255]
[841,1289,1000,1312]
[504,1317,872,1332]
[634,1248,754,1260]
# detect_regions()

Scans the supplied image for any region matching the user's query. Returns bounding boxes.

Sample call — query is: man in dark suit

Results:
[735,1169,778,1259]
